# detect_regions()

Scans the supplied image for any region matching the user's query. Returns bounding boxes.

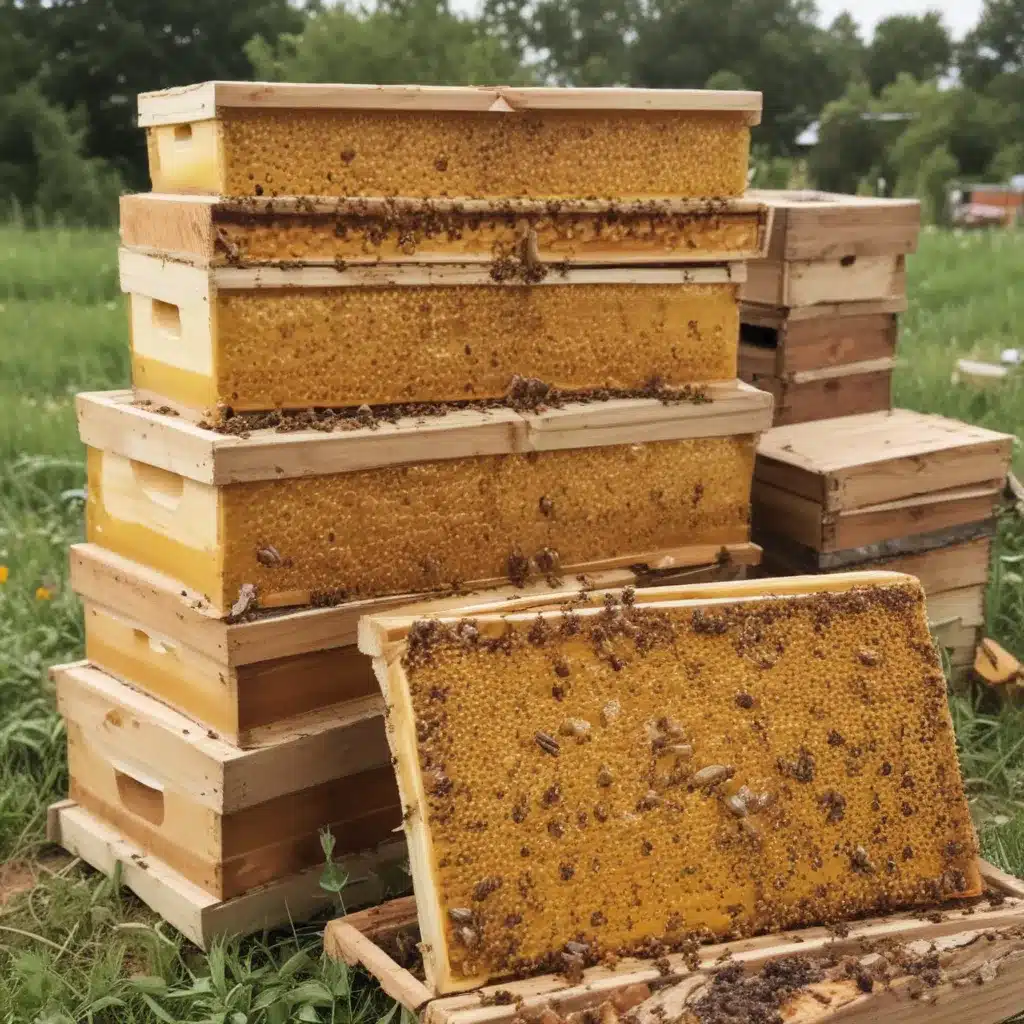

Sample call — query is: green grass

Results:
[0,222,1023,1021]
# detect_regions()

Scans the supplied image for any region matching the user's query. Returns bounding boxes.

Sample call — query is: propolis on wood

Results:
[360,572,981,994]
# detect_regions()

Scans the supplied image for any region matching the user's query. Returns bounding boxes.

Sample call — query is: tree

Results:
[824,12,866,88]
[865,13,952,94]
[0,82,122,224]
[807,81,885,194]
[5,0,304,187]
[627,0,850,154]
[959,0,1024,92]
[249,0,530,86]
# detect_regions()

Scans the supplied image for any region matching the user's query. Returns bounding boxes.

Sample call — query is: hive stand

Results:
[324,860,1024,1024]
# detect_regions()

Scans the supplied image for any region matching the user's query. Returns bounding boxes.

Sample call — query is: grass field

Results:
[0,223,1023,1021]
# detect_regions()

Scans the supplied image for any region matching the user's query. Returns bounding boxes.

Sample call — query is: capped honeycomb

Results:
[133,280,739,417]
[86,436,755,615]
[148,110,751,199]
[367,573,981,993]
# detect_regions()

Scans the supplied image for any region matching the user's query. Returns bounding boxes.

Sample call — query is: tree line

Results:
[1,0,1021,225]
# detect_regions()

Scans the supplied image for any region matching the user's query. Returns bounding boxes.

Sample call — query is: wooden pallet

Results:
[121,194,772,268]
[55,661,399,900]
[70,542,760,747]
[47,800,406,950]
[323,860,1024,1023]
[138,83,760,200]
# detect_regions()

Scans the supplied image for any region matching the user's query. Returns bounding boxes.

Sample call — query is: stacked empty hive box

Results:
[49,82,777,945]
[739,190,920,426]
[753,410,1014,673]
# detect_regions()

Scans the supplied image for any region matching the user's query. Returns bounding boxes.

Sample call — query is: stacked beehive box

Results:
[49,82,776,946]
[739,190,919,426]
[753,410,1014,672]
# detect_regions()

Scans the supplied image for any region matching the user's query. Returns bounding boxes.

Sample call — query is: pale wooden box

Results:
[55,662,400,900]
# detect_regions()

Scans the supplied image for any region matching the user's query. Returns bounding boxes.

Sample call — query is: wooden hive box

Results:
[120,194,772,269]
[139,83,761,200]
[741,191,920,309]
[323,862,1024,1024]
[121,253,747,421]
[54,661,401,900]
[752,410,1012,555]
[80,384,773,617]
[739,299,903,377]
[360,572,983,994]
[48,799,405,950]
[739,356,894,426]
[70,543,761,749]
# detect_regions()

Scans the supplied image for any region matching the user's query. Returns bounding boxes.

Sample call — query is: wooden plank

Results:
[77,384,773,487]
[743,255,905,309]
[741,298,907,328]
[137,82,763,127]
[120,193,772,268]
[788,357,897,385]
[745,372,892,427]
[48,800,404,949]
[325,921,434,1011]
[754,410,1014,511]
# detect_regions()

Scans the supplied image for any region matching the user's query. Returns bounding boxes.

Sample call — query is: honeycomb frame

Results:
[120,194,772,268]
[361,572,981,993]
[120,250,746,420]
[139,83,761,200]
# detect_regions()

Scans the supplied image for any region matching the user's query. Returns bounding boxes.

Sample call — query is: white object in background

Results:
[1000,348,1021,366]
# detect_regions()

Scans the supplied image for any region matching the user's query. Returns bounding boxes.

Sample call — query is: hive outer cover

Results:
[359,572,981,994]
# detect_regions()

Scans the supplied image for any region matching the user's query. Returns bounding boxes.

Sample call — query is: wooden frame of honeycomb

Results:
[322,865,1024,1024]
[70,543,760,748]
[138,83,760,199]
[121,250,746,420]
[120,194,772,268]
[54,661,400,900]
[78,386,772,616]
[361,572,981,994]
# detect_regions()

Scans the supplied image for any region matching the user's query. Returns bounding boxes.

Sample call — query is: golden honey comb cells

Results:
[119,195,770,268]
[122,254,742,420]
[139,84,760,199]
[85,435,756,616]
[363,573,981,993]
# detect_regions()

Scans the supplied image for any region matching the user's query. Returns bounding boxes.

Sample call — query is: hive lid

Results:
[138,82,763,128]
[748,189,921,262]
[360,570,981,994]
[77,384,773,487]
[755,409,1014,512]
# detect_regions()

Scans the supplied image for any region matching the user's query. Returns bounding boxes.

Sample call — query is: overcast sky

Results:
[818,0,983,39]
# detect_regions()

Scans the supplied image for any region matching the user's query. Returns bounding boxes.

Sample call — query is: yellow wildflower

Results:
[35,586,52,601]
[0,566,7,584]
